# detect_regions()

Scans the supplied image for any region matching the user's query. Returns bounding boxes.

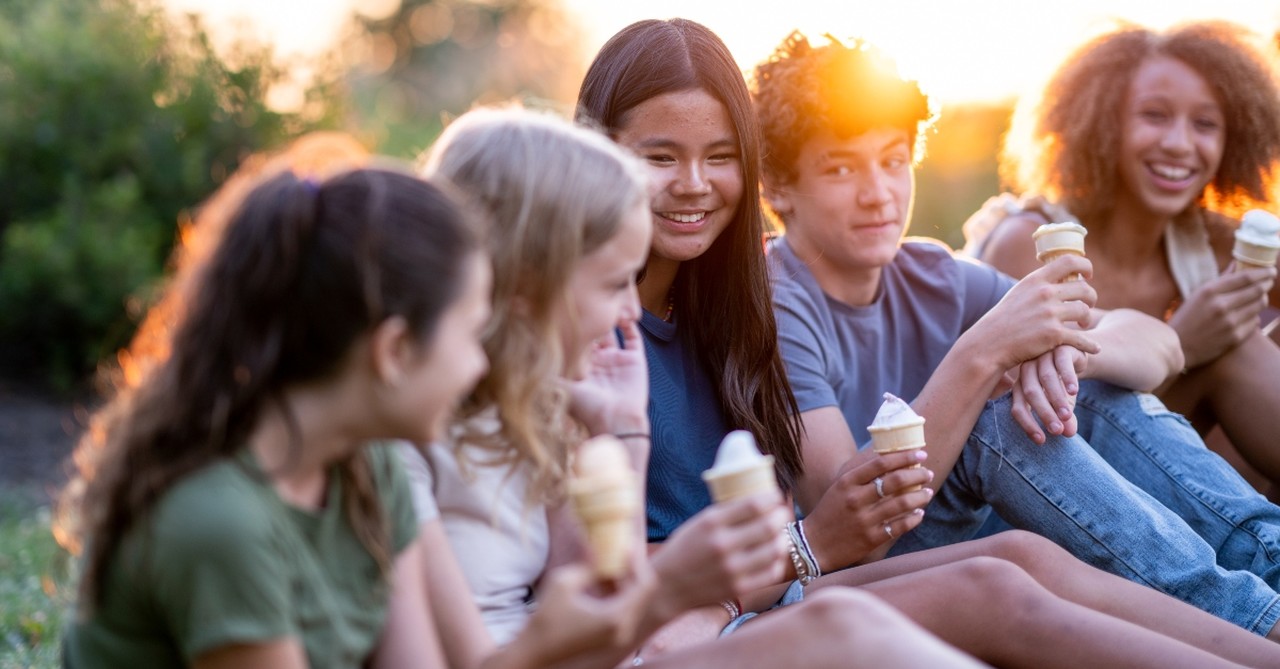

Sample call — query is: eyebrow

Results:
[818,138,910,162]
[630,137,738,150]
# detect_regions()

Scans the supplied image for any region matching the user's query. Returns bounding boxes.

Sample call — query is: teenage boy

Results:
[752,32,1280,636]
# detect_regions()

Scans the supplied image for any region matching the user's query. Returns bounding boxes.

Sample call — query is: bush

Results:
[0,0,338,388]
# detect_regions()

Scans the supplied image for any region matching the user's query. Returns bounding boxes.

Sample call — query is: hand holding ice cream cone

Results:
[568,435,642,579]
[867,393,927,492]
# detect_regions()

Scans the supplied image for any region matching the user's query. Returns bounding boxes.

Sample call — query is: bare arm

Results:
[371,538,448,669]
[1087,308,1183,392]
[974,212,1047,279]
[418,520,496,669]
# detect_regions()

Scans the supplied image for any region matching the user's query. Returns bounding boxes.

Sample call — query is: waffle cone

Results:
[1233,240,1279,269]
[1034,234,1085,260]
[868,420,926,453]
[702,457,778,503]
[868,422,927,493]
[568,475,640,578]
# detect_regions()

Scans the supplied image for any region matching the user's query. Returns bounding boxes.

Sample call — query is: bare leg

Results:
[642,589,987,669]
[824,556,1248,668]
[1164,331,1280,482]
[816,531,1280,667]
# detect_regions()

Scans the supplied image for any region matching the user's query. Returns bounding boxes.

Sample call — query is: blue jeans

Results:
[886,382,1280,635]
[1074,381,1280,584]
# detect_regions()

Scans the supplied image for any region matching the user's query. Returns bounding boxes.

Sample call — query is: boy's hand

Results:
[1009,345,1087,444]
[974,254,1100,371]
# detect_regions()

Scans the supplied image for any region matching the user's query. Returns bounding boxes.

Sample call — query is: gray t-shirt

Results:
[768,237,1014,445]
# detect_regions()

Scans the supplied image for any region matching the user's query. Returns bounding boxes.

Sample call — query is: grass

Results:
[0,488,70,669]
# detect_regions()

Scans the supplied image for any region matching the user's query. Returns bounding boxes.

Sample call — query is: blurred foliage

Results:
[0,491,69,669]
[913,101,1012,249]
[0,0,341,389]
[346,0,587,157]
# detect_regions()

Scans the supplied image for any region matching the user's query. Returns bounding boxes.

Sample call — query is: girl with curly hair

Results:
[968,21,1280,487]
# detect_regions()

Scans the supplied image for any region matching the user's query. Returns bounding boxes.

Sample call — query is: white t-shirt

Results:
[399,435,549,645]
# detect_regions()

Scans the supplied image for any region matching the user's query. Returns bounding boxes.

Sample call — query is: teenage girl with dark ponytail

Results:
[58,137,490,669]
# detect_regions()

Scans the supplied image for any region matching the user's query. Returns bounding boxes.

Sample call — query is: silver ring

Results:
[884,524,894,539]
[873,477,885,499]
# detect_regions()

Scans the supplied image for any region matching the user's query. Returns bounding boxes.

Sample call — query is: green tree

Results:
[0,0,340,388]
[347,0,586,156]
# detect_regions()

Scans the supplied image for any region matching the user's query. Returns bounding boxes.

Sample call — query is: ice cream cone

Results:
[1033,222,1088,282]
[568,435,640,579]
[702,431,780,503]
[867,393,927,493]
[1233,210,1280,271]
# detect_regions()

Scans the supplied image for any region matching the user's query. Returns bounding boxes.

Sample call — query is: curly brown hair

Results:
[752,32,934,191]
[1002,21,1280,222]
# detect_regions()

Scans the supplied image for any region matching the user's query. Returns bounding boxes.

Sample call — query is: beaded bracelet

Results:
[719,598,742,620]
[793,519,823,581]
[784,523,813,585]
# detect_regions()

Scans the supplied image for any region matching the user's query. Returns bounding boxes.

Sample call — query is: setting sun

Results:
[162,0,1280,105]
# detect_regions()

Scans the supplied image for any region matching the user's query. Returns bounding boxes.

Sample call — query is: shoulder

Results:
[975,212,1043,279]
[1202,209,1239,264]
[149,460,276,554]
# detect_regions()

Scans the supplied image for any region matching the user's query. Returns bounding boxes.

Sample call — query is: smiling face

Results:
[556,201,652,379]
[612,88,744,266]
[768,127,914,291]
[1116,54,1225,221]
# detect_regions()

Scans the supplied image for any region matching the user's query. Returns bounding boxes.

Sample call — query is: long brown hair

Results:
[575,18,804,488]
[1002,21,1280,223]
[57,139,480,610]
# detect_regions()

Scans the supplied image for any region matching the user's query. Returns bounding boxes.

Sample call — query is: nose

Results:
[857,167,893,209]
[620,282,641,322]
[671,160,712,197]
[1160,117,1193,154]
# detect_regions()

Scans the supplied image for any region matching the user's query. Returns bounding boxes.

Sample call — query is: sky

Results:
[161,0,1280,104]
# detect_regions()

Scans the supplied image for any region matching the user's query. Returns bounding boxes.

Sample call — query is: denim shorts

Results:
[720,580,805,636]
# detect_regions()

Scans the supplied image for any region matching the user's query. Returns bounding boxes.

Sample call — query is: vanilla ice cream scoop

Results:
[707,430,768,474]
[869,392,925,430]
[702,430,778,502]
[1237,210,1280,248]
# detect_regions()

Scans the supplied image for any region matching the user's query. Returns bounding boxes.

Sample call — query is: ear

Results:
[368,315,415,386]
[762,178,794,219]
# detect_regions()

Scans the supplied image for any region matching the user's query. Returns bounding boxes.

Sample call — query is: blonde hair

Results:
[420,106,648,503]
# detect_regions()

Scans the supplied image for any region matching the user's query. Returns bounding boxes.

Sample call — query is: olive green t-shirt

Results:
[63,444,417,669]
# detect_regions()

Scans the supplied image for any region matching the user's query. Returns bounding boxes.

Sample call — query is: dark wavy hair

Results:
[58,148,480,610]
[1002,21,1280,222]
[752,32,934,193]
[575,18,804,487]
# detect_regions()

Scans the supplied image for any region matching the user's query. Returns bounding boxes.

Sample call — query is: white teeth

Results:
[1151,164,1191,181]
[663,212,706,224]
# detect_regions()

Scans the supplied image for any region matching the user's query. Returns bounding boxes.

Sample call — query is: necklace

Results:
[663,291,675,322]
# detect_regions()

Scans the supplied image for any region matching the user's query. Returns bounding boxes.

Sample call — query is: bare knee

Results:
[980,530,1072,577]
[949,556,1052,622]
[796,589,915,645]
